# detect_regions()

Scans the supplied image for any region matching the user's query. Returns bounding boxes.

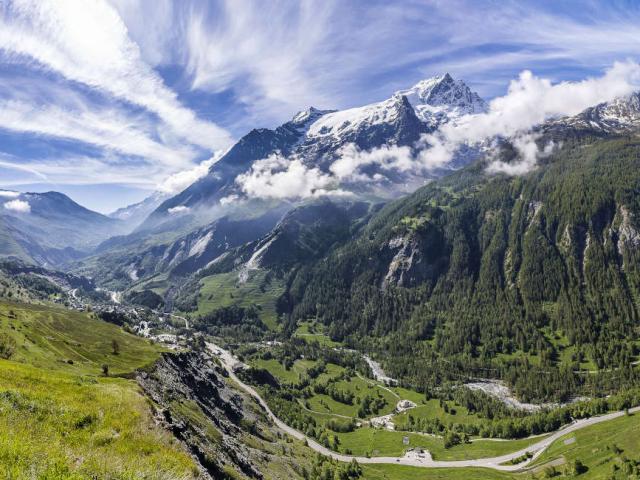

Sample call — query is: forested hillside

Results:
[280,135,640,402]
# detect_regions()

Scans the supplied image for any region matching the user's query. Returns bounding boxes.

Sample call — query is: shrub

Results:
[0,333,16,359]
[111,339,120,355]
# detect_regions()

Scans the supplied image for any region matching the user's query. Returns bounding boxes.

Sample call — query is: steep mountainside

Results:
[277,133,640,401]
[545,92,640,136]
[78,209,287,291]
[108,191,169,232]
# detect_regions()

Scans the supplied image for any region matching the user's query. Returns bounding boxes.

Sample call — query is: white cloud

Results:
[235,153,346,200]
[0,0,232,151]
[330,143,414,181]
[0,155,159,188]
[185,0,337,122]
[167,205,190,215]
[0,190,20,198]
[420,61,640,173]
[157,152,224,194]
[486,133,557,176]
[219,194,239,206]
[0,97,195,167]
[4,199,30,213]
[402,2,640,98]
[233,144,419,202]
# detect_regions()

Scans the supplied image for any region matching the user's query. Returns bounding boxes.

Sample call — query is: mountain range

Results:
[138,73,487,233]
[0,190,130,267]
[4,73,640,296]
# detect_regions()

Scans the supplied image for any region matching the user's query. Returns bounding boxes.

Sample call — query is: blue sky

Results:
[1,0,640,213]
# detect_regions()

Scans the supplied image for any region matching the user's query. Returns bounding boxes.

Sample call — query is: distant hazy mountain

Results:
[0,190,128,267]
[108,191,169,232]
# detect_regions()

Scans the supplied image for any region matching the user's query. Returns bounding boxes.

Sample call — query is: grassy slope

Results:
[528,410,640,478]
[196,270,284,330]
[0,301,163,375]
[294,321,342,347]
[0,218,29,261]
[0,301,198,479]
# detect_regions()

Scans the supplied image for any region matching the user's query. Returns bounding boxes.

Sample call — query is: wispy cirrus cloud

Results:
[0,0,232,150]
[0,96,196,168]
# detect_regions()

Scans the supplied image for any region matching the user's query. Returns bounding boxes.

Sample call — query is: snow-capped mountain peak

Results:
[304,95,410,139]
[396,73,487,123]
[545,91,640,134]
[291,106,335,126]
[141,74,487,230]
[303,74,486,139]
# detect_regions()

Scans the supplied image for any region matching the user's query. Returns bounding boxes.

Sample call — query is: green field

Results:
[528,411,640,478]
[196,270,284,330]
[0,301,198,479]
[359,412,640,479]
[361,465,511,480]
[394,399,483,429]
[294,321,342,347]
[253,357,318,384]
[307,374,398,418]
[334,428,547,461]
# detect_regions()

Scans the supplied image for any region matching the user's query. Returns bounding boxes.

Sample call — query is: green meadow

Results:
[0,301,198,479]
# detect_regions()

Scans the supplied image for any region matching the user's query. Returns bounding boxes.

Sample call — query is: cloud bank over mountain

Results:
[225,62,640,203]
[423,61,640,174]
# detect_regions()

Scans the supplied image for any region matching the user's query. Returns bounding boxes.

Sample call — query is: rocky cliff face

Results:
[137,351,264,479]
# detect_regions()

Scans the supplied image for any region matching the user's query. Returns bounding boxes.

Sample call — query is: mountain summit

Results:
[546,91,640,135]
[397,73,488,124]
[140,74,485,232]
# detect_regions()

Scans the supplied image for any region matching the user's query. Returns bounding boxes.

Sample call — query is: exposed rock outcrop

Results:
[137,351,263,479]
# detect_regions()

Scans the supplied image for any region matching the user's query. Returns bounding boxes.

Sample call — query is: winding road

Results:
[206,342,639,472]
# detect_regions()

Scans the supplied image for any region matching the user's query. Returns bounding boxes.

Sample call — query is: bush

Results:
[443,431,461,449]
[111,339,120,355]
[0,333,16,359]
[569,459,587,475]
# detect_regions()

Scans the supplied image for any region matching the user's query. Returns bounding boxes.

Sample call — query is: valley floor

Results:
[207,341,640,478]
[2,298,639,479]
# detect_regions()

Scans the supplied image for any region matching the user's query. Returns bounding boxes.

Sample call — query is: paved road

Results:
[207,342,639,471]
